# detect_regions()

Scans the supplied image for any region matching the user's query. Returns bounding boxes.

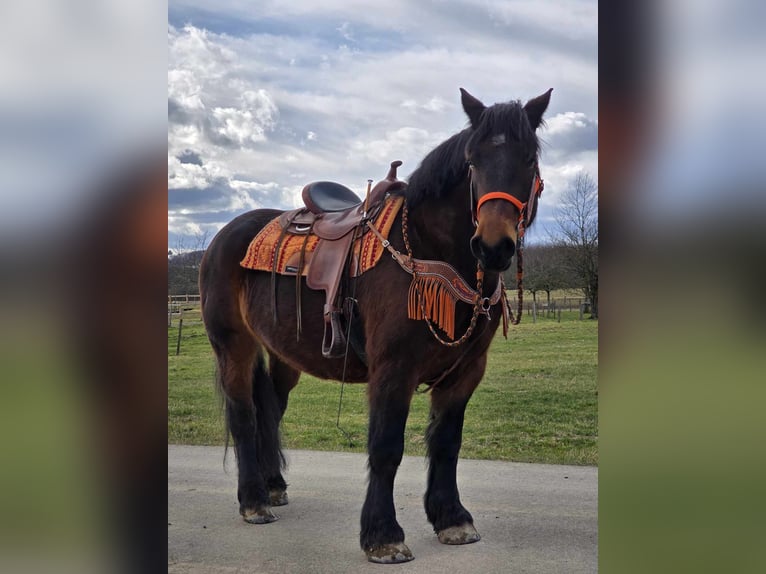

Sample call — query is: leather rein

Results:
[366,167,543,347]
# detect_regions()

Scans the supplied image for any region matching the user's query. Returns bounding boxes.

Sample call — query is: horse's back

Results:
[201,208,280,282]
[199,208,282,341]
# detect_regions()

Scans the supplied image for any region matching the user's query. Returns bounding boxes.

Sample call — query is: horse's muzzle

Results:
[470,235,515,271]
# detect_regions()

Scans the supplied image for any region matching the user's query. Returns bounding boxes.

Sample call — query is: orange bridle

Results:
[472,170,544,236]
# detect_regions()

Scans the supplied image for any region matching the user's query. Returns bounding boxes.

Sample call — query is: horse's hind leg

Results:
[424,355,486,545]
[263,354,300,506]
[204,300,286,524]
[210,333,280,524]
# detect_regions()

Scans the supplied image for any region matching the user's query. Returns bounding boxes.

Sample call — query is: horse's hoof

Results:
[242,507,279,524]
[365,542,414,564]
[437,523,481,545]
[269,490,288,506]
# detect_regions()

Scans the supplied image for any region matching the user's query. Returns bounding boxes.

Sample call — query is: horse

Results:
[199,87,552,563]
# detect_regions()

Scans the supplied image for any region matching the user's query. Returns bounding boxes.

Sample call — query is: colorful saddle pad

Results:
[240,196,404,276]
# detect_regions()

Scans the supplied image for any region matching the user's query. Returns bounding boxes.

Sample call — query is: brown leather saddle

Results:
[276,161,406,358]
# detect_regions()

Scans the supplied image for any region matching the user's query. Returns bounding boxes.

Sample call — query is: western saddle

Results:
[276,161,406,358]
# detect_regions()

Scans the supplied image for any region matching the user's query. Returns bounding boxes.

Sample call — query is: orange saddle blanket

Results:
[240,196,404,276]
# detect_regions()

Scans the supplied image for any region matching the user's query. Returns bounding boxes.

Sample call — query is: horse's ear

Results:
[460,88,486,128]
[524,88,553,129]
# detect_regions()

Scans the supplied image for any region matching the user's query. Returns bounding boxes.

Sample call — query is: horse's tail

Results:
[199,208,288,475]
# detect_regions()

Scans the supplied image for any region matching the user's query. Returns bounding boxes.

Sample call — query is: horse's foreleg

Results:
[360,372,416,564]
[424,355,486,545]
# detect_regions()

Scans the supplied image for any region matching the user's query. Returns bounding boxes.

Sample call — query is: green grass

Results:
[168,307,597,465]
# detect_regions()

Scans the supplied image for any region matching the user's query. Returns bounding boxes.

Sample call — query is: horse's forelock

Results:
[467,100,539,157]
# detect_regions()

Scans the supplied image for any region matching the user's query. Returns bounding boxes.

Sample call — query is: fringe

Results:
[407,275,458,340]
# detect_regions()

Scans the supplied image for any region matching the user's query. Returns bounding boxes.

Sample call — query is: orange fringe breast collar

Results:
[364,220,506,341]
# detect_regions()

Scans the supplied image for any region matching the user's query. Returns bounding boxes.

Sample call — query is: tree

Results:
[523,244,568,306]
[553,172,598,318]
[168,231,209,295]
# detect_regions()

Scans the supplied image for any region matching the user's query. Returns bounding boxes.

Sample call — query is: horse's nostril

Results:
[502,236,516,258]
[470,236,483,258]
[470,235,517,270]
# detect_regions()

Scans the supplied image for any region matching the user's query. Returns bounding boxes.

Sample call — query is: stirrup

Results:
[322,312,348,358]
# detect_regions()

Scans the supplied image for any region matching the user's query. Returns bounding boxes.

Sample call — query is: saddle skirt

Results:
[240,194,404,277]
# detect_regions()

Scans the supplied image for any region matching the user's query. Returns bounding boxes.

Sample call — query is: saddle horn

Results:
[386,160,403,181]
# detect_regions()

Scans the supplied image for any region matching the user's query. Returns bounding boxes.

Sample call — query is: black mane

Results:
[404,129,471,208]
[404,100,540,208]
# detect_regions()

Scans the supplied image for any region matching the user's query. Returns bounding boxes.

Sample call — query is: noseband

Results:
[470,166,544,236]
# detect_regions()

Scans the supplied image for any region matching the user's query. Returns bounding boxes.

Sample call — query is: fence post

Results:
[579,304,584,320]
[558,307,562,323]
[168,308,172,328]
[176,309,184,356]
[532,300,537,323]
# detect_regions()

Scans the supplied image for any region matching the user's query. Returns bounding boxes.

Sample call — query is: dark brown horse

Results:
[199,87,551,563]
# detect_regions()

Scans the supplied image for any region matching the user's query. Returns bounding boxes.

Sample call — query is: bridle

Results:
[469,164,544,236]
[465,162,545,330]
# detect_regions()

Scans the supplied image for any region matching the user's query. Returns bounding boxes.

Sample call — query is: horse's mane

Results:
[404,100,540,208]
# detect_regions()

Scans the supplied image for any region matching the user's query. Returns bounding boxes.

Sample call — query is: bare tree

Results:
[168,230,210,295]
[523,244,568,305]
[553,172,598,318]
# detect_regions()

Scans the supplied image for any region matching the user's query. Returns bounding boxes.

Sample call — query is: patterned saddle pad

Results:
[240,196,403,277]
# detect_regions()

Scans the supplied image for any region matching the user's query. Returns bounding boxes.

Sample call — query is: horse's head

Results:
[461,88,552,271]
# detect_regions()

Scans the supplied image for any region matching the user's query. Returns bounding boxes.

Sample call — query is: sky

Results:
[167,0,598,250]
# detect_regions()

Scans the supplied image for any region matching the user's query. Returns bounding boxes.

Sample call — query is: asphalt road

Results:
[168,445,597,573]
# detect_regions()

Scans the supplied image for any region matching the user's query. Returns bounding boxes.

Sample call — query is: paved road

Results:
[168,445,597,573]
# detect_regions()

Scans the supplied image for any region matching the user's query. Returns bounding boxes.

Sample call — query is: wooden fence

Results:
[168,294,591,328]
[168,293,592,354]
[507,297,592,322]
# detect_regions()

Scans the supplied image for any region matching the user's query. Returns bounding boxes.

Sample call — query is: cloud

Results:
[211,105,272,145]
[167,3,597,245]
[401,97,451,113]
[543,111,598,157]
[177,149,203,165]
[348,127,447,166]
[168,25,279,152]
[336,22,355,42]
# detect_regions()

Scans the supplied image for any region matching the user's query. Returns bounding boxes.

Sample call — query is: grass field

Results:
[168,305,597,465]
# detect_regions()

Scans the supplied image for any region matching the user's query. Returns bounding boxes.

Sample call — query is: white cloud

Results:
[167,69,205,111]
[168,24,279,153]
[168,216,204,237]
[401,96,451,113]
[348,127,447,166]
[167,3,597,245]
[546,111,595,134]
[211,107,269,144]
[337,21,355,42]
